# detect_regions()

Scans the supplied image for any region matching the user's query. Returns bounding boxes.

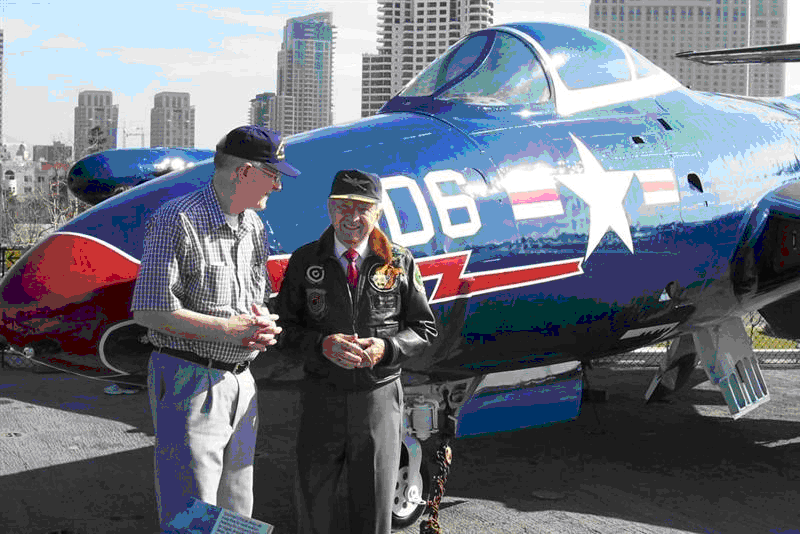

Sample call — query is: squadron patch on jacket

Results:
[305,265,325,284]
[306,288,327,319]
[369,263,404,292]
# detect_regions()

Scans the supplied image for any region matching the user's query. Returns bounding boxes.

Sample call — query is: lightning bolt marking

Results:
[268,251,584,303]
[416,251,584,304]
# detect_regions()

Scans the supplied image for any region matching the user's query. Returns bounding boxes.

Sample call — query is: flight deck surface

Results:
[1,366,799,534]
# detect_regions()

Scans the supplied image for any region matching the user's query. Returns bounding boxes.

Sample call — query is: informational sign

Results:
[165,497,275,534]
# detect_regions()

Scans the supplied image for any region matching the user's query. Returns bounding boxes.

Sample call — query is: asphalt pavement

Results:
[2,364,800,534]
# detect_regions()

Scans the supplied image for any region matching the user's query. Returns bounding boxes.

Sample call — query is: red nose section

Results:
[0,233,290,360]
[0,233,140,353]
[4,233,139,306]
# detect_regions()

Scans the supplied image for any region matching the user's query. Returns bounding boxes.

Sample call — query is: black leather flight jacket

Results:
[275,227,438,391]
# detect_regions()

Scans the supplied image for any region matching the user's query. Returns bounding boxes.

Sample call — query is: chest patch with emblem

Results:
[306,288,327,319]
[369,263,404,292]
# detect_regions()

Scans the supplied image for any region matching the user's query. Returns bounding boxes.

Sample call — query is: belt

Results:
[157,347,251,375]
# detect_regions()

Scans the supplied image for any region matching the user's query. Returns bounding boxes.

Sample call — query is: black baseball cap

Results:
[329,169,383,204]
[219,125,300,177]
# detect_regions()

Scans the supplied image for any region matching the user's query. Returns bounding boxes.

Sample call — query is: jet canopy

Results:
[393,22,681,116]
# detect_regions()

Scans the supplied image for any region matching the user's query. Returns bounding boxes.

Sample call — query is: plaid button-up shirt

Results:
[131,183,270,363]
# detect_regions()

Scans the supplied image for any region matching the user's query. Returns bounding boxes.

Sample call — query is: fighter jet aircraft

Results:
[3,22,800,526]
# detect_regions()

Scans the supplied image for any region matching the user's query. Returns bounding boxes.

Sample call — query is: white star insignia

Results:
[557,134,635,260]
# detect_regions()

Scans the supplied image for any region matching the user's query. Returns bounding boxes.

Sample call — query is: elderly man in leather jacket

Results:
[276,169,437,534]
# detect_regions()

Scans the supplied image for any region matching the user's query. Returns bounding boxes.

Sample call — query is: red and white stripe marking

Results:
[503,172,565,221]
[635,168,680,205]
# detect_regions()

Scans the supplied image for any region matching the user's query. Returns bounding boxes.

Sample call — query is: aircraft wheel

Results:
[391,453,430,530]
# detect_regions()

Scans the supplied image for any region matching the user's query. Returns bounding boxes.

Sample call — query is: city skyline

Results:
[3,0,800,151]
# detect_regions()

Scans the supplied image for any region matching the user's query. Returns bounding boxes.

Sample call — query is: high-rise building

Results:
[32,141,73,164]
[276,12,335,136]
[150,92,196,148]
[73,90,119,160]
[0,30,4,146]
[361,0,494,117]
[747,0,785,96]
[589,0,786,97]
[249,92,277,129]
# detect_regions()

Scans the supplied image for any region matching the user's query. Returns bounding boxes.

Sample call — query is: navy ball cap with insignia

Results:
[329,169,382,204]
[220,125,300,177]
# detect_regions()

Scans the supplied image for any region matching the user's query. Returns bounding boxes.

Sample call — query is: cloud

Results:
[97,34,280,81]
[39,34,86,50]
[2,19,39,42]
[336,27,378,53]
[177,3,285,31]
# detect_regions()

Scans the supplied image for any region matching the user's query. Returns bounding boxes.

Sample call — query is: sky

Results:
[2,0,799,151]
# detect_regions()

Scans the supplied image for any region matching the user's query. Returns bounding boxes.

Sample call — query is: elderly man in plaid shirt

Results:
[131,125,299,531]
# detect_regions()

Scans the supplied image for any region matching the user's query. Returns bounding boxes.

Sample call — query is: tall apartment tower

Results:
[361,0,494,117]
[150,92,196,148]
[249,92,277,129]
[73,90,119,161]
[747,0,785,96]
[0,30,4,147]
[589,0,786,97]
[276,12,334,136]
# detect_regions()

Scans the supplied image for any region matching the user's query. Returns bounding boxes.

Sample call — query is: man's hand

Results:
[322,333,368,369]
[233,303,282,350]
[354,337,386,368]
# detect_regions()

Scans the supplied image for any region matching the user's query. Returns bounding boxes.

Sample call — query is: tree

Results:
[86,126,108,158]
[0,163,90,248]
[0,188,14,245]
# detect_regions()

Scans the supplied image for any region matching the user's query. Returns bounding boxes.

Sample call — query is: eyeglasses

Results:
[249,164,281,188]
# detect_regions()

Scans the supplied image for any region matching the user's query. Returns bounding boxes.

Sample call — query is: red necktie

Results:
[344,248,359,290]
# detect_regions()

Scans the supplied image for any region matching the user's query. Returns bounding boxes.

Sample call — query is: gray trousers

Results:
[148,351,259,532]
[295,378,403,534]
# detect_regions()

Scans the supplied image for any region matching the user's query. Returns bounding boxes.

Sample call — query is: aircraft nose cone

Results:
[67,160,86,195]
[67,154,114,205]
[0,233,140,353]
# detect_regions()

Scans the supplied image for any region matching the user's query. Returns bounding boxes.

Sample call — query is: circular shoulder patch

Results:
[305,265,325,284]
[413,263,425,294]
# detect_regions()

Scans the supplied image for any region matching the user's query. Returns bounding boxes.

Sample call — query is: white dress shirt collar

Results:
[333,234,370,261]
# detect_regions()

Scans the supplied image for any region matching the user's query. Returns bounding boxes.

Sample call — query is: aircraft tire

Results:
[391,452,431,530]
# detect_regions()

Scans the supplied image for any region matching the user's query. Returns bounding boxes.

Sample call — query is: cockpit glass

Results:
[437,32,550,105]
[530,26,631,89]
[400,34,489,97]
[629,47,659,78]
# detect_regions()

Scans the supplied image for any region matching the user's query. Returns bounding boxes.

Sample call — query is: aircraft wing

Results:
[676,43,800,65]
